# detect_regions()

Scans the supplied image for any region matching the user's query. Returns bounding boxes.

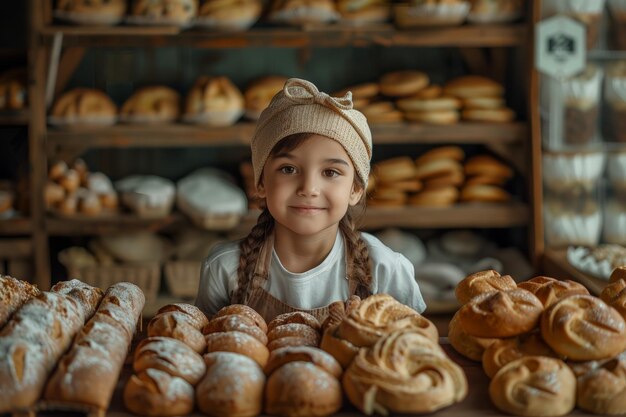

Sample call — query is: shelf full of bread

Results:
[40,0,528,48]
[539,0,626,296]
[8,268,626,417]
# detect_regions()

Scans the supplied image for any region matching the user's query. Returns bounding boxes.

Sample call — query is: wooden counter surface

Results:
[105,340,597,417]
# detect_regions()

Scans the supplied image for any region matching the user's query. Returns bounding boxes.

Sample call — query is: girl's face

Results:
[258,134,363,237]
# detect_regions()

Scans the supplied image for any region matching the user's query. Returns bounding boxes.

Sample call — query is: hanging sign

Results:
[535,15,585,78]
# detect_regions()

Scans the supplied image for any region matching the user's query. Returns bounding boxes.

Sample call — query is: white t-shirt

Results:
[194,231,426,316]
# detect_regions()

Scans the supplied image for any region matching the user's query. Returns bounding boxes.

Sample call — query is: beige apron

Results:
[233,233,358,323]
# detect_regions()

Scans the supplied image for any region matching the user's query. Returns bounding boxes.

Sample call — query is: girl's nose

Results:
[297,174,320,197]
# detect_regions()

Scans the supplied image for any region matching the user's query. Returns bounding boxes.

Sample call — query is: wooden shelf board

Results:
[46,212,186,236]
[40,24,527,48]
[0,110,29,125]
[542,248,608,295]
[46,122,526,154]
[0,217,33,235]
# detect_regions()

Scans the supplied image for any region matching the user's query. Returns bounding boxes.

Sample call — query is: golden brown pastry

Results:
[541,295,626,361]
[213,304,268,333]
[444,75,504,99]
[123,369,194,417]
[131,0,198,23]
[455,269,517,305]
[611,266,626,283]
[267,335,318,351]
[133,336,206,385]
[184,75,244,124]
[147,312,206,353]
[205,330,270,367]
[447,310,497,362]
[244,75,288,119]
[379,70,429,97]
[460,184,512,203]
[203,314,268,345]
[373,156,417,183]
[197,351,265,417]
[336,0,390,23]
[457,289,543,338]
[489,356,576,417]
[121,86,181,123]
[51,88,117,120]
[265,345,342,378]
[577,355,626,415]
[343,330,467,415]
[482,332,557,378]
[157,303,209,329]
[199,0,262,23]
[269,0,338,25]
[518,276,589,308]
[267,323,321,346]
[601,278,626,319]
[267,311,322,333]
[464,154,514,179]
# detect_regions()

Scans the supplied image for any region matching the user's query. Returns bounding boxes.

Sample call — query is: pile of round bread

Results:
[334,71,515,125]
[368,146,513,207]
[449,267,626,416]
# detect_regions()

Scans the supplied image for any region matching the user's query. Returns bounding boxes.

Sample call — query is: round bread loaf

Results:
[205,330,270,367]
[265,361,342,417]
[518,276,589,308]
[447,311,497,362]
[407,186,459,207]
[133,336,206,385]
[373,156,416,183]
[455,270,517,305]
[120,86,181,122]
[147,312,206,353]
[577,355,626,414]
[343,330,466,415]
[214,304,268,333]
[414,158,463,181]
[157,303,209,329]
[464,155,514,179]
[404,110,460,125]
[541,295,626,361]
[482,332,556,378]
[123,369,194,417]
[320,324,360,369]
[379,70,429,97]
[244,75,288,116]
[267,311,321,333]
[611,266,626,283]
[334,82,379,99]
[457,289,543,338]
[397,96,461,112]
[265,345,342,378]
[489,356,575,417]
[267,323,320,347]
[421,169,464,189]
[204,314,268,345]
[444,75,504,98]
[460,184,511,203]
[415,146,465,164]
[197,351,265,417]
[601,278,626,319]
[267,335,318,351]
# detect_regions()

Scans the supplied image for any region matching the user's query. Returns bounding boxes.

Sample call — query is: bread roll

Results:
[50,278,104,320]
[267,323,320,346]
[408,186,459,207]
[541,295,626,361]
[133,336,206,385]
[482,332,556,379]
[577,355,626,414]
[268,311,322,333]
[268,335,318,351]
[489,356,575,417]
[444,75,504,98]
[455,269,517,305]
[320,324,360,369]
[204,314,268,345]
[464,155,514,179]
[518,276,589,308]
[611,266,626,283]
[147,312,206,353]
[373,156,416,183]
[601,278,626,319]
[460,184,511,203]
[213,304,268,333]
[343,330,467,415]
[197,351,265,417]
[379,70,429,97]
[415,146,465,165]
[265,345,342,378]
[205,330,269,367]
[51,88,117,119]
[120,86,181,123]
[157,303,209,329]
[457,289,543,338]
[265,361,342,417]
[124,369,194,417]
[447,310,497,362]
[0,275,41,329]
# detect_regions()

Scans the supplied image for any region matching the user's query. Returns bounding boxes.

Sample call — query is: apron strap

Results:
[244,231,274,305]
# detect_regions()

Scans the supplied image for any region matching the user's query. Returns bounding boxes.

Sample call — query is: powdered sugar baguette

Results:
[0,292,85,412]
[44,282,145,409]
[51,278,104,320]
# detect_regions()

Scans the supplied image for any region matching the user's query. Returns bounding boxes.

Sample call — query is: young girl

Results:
[195,78,426,322]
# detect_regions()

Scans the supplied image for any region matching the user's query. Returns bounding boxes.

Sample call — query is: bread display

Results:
[123,368,195,417]
[130,0,198,25]
[0,275,40,329]
[393,0,471,28]
[343,330,467,414]
[120,86,181,123]
[489,356,576,417]
[55,0,127,25]
[0,68,27,111]
[197,351,266,417]
[268,0,340,25]
[197,0,263,31]
[184,76,244,126]
[336,0,391,24]
[115,175,176,217]
[50,88,117,126]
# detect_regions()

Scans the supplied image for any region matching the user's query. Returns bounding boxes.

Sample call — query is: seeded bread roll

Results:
[0,275,41,329]
[50,278,104,320]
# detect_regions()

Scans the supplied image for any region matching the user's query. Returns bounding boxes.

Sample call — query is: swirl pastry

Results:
[455,269,517,305]
[457,289,543,338]
[577,355,626,414]
[489,356,576,417]
[518,276,589,308]
[343,330,467,415]
[541,295,626,361]
[601,278,626,319]
[336,293,438,348]
[482,332,557,378]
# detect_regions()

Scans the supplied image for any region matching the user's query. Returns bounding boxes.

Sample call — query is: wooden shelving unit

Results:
[0,217,32,235]
[0,110,30,126]
[542,249,608,295]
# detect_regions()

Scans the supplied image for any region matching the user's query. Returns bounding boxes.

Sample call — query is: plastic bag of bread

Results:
[336,0,391,25]
[393,0,471,28]
[176,168,247,230]
[54,0,127,25]
[268,0,340,26]
[120,86,181,124]
[183,76,244,126]
[0,68,26,111]
[127,0,198,27]
[466,0,523,23]
[49,88,118,128]
[244,75,288,121]
[115,175,176,218]
[196,0,263,31]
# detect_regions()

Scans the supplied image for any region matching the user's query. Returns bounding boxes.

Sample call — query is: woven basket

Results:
[65,262,160,301]
[164,260,201,298]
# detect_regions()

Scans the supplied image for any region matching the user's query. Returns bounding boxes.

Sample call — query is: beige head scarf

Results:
[251,78,372,188]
